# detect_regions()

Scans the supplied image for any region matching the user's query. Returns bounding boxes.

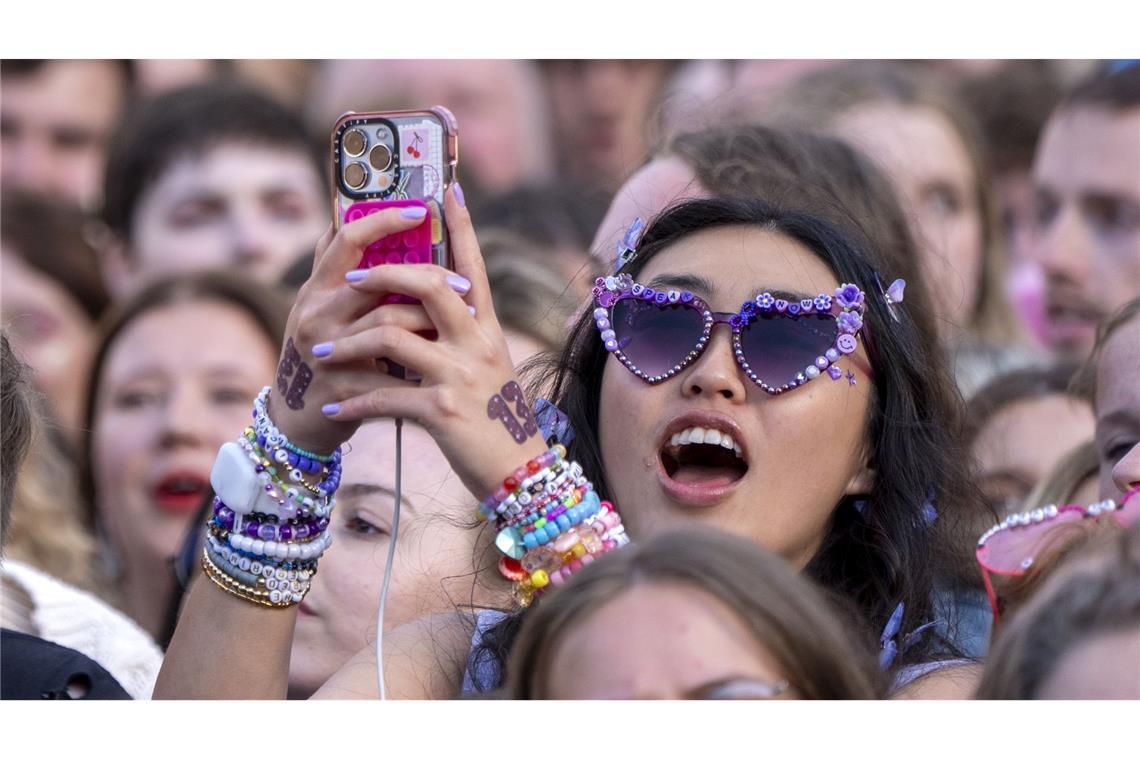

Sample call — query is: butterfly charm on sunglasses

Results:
[592,274,869,395]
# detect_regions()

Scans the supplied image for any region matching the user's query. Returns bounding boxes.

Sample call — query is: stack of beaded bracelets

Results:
[201,386,342,608]
[479,444,629,606]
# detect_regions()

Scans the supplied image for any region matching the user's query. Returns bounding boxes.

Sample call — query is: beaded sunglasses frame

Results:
[592,273,870,395]
[975,486,1140,625]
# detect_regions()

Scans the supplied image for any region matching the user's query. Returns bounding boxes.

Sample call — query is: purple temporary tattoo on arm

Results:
[285,363,313,410]
[488,394,528,443]
[500,381,539,437]
[277,338,302,395]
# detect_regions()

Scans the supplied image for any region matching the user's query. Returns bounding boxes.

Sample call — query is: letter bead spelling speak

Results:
[592,273,873,395]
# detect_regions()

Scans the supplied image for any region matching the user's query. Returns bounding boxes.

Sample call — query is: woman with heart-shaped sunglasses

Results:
[157,191,991,700]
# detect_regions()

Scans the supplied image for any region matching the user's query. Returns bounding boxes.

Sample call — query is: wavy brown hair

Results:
[507,526,884,699]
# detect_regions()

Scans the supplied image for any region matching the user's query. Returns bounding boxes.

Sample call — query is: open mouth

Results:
[660,426,749,489]
[153,473,210,516]
[1045,301,1101,327]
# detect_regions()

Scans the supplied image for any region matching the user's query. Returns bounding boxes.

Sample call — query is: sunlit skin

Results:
[1032,106,1140,357]
[92,302,278,638]
[597,226,874,569]
[109,143,326,293]
[1095,318,1140,501]
[0,249,94,437]
[972,395,1095,515]
[831,104,984,334]
[545,583,794,700]
[0,60,126,208]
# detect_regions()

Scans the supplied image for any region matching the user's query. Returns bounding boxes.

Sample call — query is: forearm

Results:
[154,576,296,699]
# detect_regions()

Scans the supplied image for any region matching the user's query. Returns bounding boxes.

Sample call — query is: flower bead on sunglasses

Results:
[592,273,871,395]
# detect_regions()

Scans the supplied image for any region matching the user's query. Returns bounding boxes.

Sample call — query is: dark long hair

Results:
[470,198,991,686]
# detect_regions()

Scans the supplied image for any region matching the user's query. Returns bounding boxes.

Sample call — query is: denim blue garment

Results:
[933,583,992,659]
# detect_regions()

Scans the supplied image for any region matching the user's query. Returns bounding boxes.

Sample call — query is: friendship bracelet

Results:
[480,446,629,607]
[203,388,342,609]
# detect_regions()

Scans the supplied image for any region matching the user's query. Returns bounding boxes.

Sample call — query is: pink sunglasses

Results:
[976,486,1140,625]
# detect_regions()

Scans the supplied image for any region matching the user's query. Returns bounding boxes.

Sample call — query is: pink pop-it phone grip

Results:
[345,199,433,305]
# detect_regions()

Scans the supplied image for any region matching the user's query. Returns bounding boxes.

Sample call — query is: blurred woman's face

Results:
[0,249,94,436]
[972,394,1095,515]
[544,583,794,699]
[289,420,497,698]
[832,103,984,333]
[597,226,874,569]
[1095,317,1140,501]
[91,300,277,634]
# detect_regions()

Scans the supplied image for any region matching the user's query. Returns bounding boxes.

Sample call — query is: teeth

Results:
[668,427,745,460]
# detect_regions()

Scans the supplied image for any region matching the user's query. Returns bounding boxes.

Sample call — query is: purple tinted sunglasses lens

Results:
[737,313,838,387]
[611,298,705,377]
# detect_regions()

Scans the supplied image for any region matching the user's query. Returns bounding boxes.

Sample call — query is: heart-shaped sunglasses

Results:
[976,486,1140,625]
[592,274,870,395]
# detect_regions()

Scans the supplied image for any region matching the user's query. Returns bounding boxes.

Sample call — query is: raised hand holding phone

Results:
[315,186,549,497]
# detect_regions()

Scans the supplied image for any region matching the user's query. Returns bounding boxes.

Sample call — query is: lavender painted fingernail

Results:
[400,206,428,220]
[468,305,477,317]
[322,403,341,416]
[453,182,466,208]
[312,342,334,358]
[345,269,368,283]
[447,273,472,294]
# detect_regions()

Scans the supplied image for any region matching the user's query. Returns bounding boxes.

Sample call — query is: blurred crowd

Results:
[0,58,1138,701]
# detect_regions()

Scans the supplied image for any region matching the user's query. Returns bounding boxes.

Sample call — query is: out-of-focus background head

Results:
[0,59,133,210]
[308,60,555,205]
[98,82,327,296]
[1,191,110,440]
[1030,66,1140,359]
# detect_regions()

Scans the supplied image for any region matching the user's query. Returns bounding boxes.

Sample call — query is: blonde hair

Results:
[2,332,108,597]
[480,229,582,354]
[1024,440,1100,513]
[5,427,108,597]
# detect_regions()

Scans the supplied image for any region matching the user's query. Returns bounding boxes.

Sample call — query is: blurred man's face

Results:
[1032,105,1140,357]
[0,60,127,208]
[120,141,327,292]
[544,60,672,193]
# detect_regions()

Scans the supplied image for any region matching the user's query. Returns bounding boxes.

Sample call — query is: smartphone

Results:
[331,107,457,255]
[330,107,459,378]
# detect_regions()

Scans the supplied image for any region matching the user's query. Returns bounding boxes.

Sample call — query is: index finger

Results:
[313,206,430,285]
[443,185,495,318]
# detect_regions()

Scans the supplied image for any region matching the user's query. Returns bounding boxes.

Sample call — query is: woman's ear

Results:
[845,453,876,496]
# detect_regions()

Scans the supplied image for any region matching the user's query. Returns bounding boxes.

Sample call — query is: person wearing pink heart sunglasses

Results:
[975,298,1140,627]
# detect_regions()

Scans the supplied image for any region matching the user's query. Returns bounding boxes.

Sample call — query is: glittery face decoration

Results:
[591,274,870,395]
